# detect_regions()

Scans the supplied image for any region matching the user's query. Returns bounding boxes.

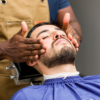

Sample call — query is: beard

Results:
[40,46,76,68]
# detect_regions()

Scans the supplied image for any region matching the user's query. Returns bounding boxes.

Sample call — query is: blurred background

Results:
[69,0,100,76]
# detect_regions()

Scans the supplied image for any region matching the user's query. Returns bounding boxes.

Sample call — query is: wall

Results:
[69,0,100,76]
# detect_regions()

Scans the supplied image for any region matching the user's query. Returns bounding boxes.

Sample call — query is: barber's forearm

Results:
[70,20,82,42]
[0,42,8,60]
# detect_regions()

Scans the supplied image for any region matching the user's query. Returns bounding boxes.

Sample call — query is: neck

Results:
[41,63,77,75]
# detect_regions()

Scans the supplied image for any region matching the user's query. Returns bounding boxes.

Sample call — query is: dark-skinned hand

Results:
[4,21,46,62]
[62,13,81,51]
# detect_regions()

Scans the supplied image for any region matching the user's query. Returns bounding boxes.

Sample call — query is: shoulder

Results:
[82,74,100,83]
[48,0,70,10]
[11,85,48,100]
[58,0,70,10]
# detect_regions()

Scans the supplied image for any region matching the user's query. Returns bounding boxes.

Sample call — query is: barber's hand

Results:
[62,13,81,51]
[5,21,46,62]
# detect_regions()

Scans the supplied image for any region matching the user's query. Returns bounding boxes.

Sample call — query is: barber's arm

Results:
[57,6,82,51]
[0,22,46,62]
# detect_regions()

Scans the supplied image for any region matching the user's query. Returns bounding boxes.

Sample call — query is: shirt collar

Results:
[43,71,80,81]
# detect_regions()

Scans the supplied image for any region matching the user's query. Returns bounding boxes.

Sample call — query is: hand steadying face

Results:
[31,25,77,68]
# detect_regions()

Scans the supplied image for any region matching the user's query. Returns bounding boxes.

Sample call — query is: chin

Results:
[54,43,72,52]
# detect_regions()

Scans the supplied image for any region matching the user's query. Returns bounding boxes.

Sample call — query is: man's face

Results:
[31,25,76,68]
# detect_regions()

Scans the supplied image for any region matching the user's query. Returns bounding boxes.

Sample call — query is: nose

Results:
[53,31,62,40]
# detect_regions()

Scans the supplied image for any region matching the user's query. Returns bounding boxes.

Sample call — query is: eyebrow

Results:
[37,27,63,38]
[55,27,62,30]
[37,30,49,38]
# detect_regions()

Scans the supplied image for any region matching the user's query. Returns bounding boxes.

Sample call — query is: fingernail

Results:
[72,39,77,44]
[21,21,26,24]
[76,44,79,48]
[66,13,70,17]
[76,48,79,51]
[40,49,45,53]
[68,34,72,40]
[35,55,38,59]
[40,39,44,44]
[74,39,77,43]
[43,44,46,49]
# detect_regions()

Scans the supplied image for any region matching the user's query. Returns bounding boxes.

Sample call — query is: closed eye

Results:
[62,34,67,37]
[42,36,49,39]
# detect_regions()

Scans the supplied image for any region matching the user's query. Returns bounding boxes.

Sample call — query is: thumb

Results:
[17,21,28,36]
[62,13,70,31]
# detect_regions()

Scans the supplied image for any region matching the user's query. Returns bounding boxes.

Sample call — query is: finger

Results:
[21,21,28,36]
[29,61,37,66]
[62,13,70,31]
[72,39,79,48]
[39,39,44,44]
[67,25,76,39]
[72,34,81,47]
[23,49,46,56]
[71,39,77,45]
[34,55,39,59]
[31,62,37,66]
[76,48,79,52]
[25,44,46,50]
[75,43,79,48]
[24,38,43,44]
[21,55,38,62]
[68,34,72,40]
[29,55,39,60]
[32,49,46,55]
[17,21,28,36]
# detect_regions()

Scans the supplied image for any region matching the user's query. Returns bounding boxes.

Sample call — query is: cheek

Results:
[43,39,52,48]
[43,39,53,55]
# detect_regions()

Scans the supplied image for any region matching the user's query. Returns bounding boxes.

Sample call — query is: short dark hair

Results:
[27,22,54,38]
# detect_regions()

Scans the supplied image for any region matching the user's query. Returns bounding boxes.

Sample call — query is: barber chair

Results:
[6,61,43,85]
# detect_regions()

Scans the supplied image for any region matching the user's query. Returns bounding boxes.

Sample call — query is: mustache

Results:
[52,37,72,47]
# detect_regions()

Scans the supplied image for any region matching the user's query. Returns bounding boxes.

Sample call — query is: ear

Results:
[26,60,37,67]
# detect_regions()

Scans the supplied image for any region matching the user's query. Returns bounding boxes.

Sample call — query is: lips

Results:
[55,38,69,46]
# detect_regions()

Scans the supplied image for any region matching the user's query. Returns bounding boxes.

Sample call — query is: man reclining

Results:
[11,22,100,100]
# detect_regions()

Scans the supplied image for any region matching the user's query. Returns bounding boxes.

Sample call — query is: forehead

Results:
[30,25,59,38]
